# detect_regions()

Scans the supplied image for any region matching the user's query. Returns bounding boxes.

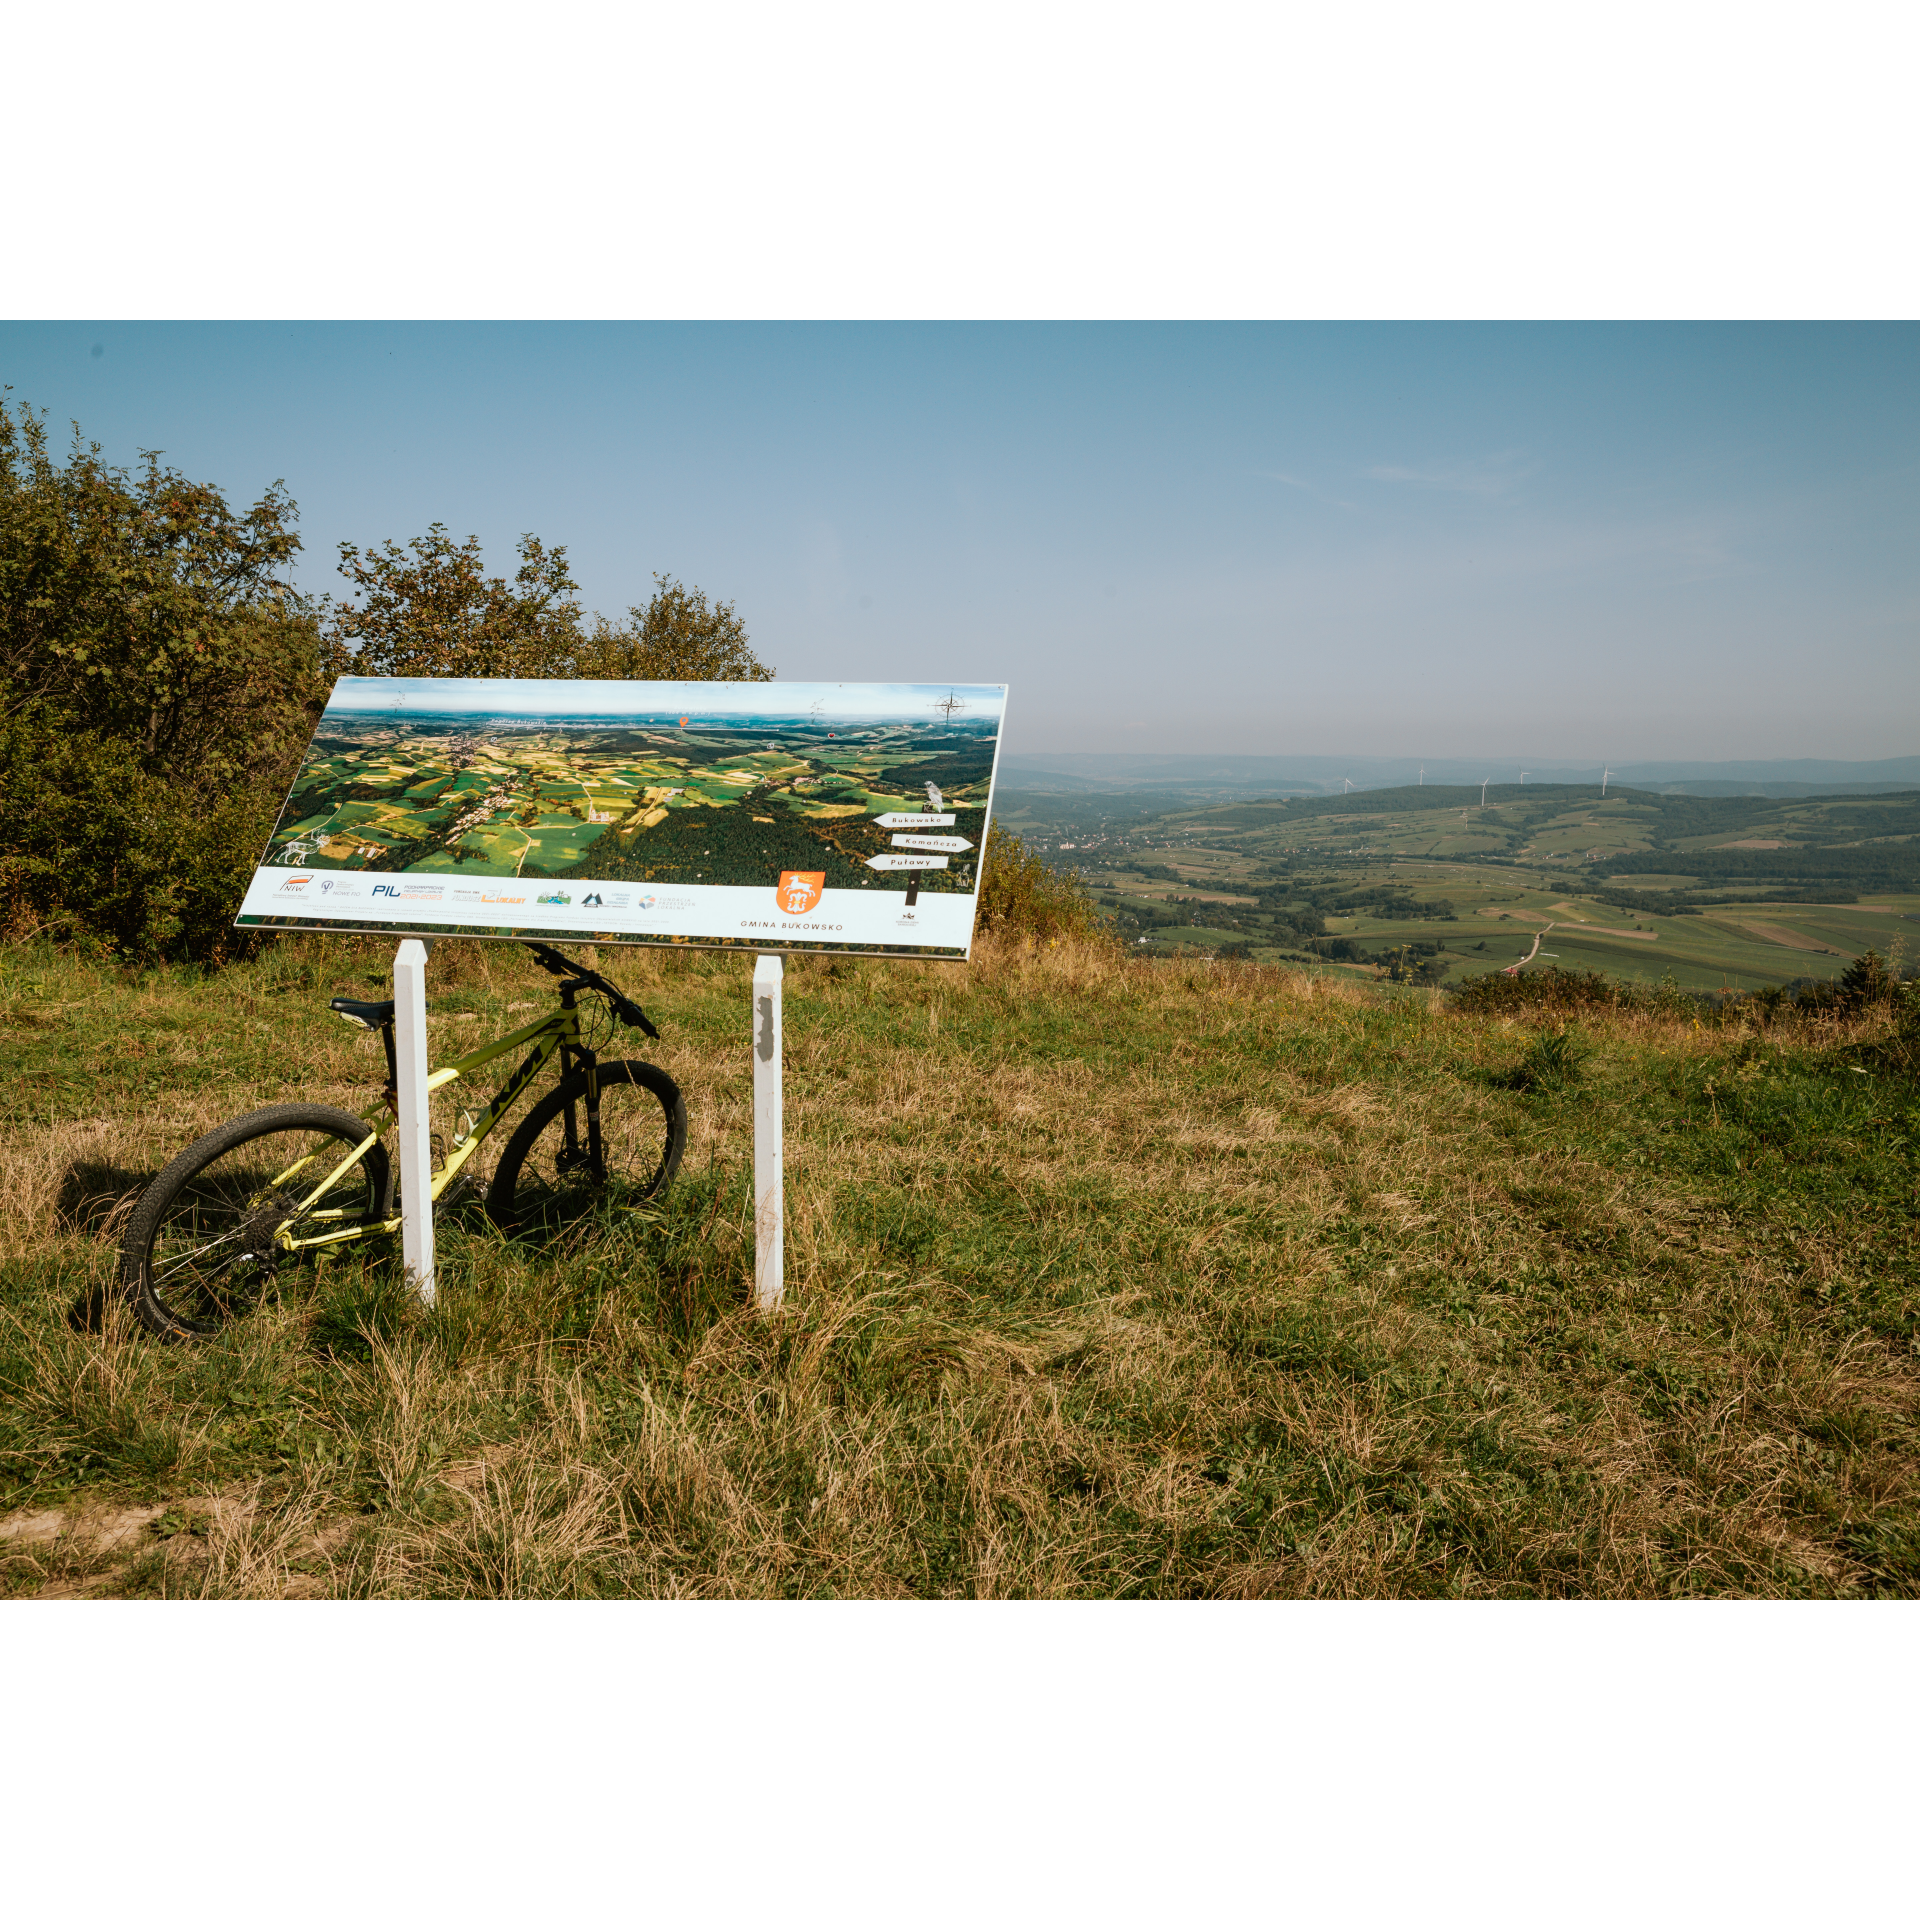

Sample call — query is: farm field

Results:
[260,708,997,898]
[2,932,1916,1599]
[997,782,1920,991]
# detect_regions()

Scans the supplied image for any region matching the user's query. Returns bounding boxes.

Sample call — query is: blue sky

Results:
[4,322,1914,761]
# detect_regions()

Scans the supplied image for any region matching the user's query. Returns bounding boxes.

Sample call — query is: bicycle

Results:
[117,942,689,1339]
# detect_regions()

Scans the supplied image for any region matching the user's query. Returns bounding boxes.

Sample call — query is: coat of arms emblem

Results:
[777,871,826,914]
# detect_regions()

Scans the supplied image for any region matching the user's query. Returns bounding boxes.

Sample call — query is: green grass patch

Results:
[2,933,1915,1597]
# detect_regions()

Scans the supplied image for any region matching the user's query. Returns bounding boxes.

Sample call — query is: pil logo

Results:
[777,871,825,915]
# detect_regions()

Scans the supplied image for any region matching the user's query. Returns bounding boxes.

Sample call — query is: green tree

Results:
[0,396,323,960]
[575,575,773,682]
[0,396,320,786]
[322,524,584,680]
[322,537,774,685]
[0,711,273,958]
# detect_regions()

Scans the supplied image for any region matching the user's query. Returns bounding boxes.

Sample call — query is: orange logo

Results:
[777,871,825,914]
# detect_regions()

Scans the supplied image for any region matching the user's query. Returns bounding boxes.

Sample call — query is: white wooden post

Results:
[752,953,784,1311]
[393,937,435,1305]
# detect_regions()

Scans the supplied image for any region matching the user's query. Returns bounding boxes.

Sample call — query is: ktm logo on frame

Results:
[777,871,825,915]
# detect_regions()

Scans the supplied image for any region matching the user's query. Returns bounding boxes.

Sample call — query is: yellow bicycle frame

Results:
[270,1002,586,1253]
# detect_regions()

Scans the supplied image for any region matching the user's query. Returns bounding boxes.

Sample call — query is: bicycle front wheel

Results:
[485,1060,687,1237]
[118,1104,391,1339]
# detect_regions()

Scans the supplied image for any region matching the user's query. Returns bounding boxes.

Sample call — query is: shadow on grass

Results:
[1488,1026,1589,1093]
[295,1169,751,1366]
[54,1159,152,1239]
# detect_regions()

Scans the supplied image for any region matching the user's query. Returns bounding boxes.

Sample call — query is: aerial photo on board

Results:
[241,678,1004,941]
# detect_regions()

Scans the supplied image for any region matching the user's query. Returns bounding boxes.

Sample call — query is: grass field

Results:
[3,933,1917,1598]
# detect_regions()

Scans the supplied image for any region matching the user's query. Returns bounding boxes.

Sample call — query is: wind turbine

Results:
[1418,764,1425,786]
[1520,771,1529,785]
[1480,778,1490,808]
[1601,765,1611,795]
[1343,777,1353,793]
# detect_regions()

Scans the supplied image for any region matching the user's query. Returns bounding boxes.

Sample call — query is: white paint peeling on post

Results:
[752,952,784,1311]
[393,937,435,1304]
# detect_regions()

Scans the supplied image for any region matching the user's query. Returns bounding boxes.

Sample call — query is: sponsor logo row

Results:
[273,870,947,934]
[273,875,694,913]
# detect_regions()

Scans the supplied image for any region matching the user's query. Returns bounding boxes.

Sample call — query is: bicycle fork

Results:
[558,1066,605,1182]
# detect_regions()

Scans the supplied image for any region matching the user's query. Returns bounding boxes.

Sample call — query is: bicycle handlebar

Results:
[522,942,661,1039]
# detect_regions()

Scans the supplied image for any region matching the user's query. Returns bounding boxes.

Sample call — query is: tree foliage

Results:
[322,535,773,685]
[0,709,274,959]
[2,390,774,961]
[0,397,325,961]
[574,576,773,682]
[0,397,322,786]
[321,525,583,680]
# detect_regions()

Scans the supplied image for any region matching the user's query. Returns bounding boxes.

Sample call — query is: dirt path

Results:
[2,1495,358,1600]
[1504,923,1553,972]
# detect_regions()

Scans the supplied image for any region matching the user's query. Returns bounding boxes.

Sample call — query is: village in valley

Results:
[995,779,1920,992]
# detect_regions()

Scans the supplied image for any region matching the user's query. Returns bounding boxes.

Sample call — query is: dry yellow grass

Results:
[2,934,1916,1597]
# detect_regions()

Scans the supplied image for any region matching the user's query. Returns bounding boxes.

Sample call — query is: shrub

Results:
[0,401,321,787]
[1492,1025,1589,1092]
[1450,966,1628,1016]
[0,709,278,962]
[0,396,773,966]
[1807,948,1901,1016]
[975,823,1104,945]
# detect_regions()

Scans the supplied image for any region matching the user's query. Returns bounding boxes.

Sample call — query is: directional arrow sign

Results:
[866,853,949,872]
[891,833,972,853]
[873,812,954,829]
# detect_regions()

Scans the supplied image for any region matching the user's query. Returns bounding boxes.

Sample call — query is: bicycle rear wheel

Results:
[485,1060,686,1237]
[119,1105,391,1339]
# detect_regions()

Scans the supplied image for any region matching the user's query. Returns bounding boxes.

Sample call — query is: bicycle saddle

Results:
[329,997,396,1028]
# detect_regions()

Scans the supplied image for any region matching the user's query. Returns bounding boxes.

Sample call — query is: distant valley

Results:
[993,779,1920,991]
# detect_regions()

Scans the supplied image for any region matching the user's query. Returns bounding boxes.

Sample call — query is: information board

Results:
[235,679,1008,958]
